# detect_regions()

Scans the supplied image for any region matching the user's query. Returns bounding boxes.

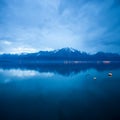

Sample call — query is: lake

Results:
[0,63,120,120]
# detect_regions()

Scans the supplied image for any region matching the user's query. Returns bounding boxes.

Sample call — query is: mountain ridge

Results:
[0,47,120,62]
[0,47,120,55]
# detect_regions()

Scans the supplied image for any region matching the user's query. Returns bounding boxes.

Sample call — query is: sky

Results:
[0,0,120,54]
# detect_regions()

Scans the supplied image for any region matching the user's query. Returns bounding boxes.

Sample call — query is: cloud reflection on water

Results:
[0,69,54,80]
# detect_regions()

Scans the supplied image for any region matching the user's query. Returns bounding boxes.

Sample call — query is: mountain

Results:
[35,47,80,56]
[0,47,120,76]
[35,47,82,59]
[0,47,120,63]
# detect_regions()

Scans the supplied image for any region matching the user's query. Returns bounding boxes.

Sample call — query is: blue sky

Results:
[0,0,120,54]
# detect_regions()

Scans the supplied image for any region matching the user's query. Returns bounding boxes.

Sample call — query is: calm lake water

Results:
[0,64,120,120]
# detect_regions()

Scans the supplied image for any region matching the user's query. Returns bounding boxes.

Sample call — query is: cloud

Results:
[0,0,120,53]
[0,40,12,45]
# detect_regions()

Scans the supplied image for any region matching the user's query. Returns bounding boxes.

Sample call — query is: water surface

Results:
[0,64,120,120]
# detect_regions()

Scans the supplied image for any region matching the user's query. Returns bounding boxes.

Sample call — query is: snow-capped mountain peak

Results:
[54,47,78,53]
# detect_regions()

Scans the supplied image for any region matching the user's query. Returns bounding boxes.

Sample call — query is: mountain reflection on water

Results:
[0,62,120,120]
[0,62,120,76]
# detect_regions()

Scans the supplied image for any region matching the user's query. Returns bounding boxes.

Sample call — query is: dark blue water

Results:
[0,65,120,120]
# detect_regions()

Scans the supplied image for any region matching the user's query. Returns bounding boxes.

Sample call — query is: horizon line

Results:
[0,47,119,55]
